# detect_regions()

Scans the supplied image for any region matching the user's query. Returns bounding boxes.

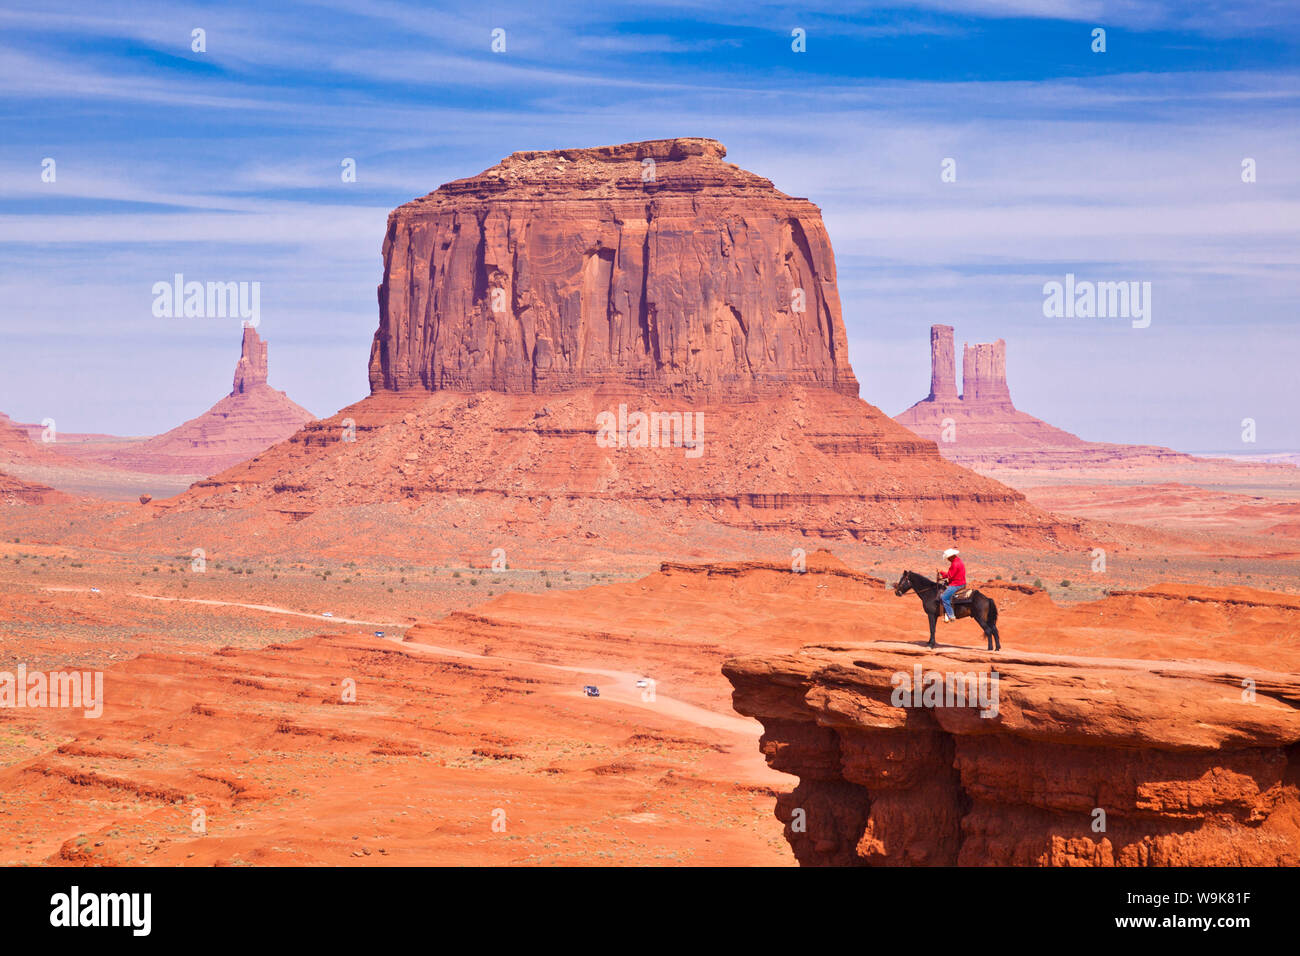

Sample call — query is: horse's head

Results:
[893,571,913,596]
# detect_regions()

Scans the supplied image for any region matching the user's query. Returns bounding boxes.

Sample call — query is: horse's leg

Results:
[971,604,991,651]
[927,611,937,649]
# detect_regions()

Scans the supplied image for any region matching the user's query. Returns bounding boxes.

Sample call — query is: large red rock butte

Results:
[369,137,858,399]
[151,139,1081,553]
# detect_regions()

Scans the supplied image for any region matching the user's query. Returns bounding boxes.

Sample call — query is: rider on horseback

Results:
[938,547,966,623]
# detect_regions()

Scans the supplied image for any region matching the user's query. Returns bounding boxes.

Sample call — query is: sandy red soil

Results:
[1,541,1298,866]
[1022,482,1300,541]
[1,372,1298,866]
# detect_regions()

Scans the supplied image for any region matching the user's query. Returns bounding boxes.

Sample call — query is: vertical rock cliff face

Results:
[960,340,1011,406]
[232,326,269,394]
[725,642,1300,866]
[927,325,958,402]
[0,413,35,458]
[368,138,859,398]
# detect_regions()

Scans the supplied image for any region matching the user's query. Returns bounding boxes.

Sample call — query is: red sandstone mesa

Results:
[146,140,1080,552]
[368,137,859,398]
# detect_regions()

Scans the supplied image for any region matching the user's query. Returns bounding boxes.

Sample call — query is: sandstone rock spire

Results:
[897,324,1196,467]
[928,325,958,401]
[960,339,1011,405]
[155,149,1081,552]
[232,326,269,395]
[87,326,314,476]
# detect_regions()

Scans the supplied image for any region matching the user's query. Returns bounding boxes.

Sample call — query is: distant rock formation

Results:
[0,469,65,505]
[171,383,1083,553]
[137,141,1088,552]
[896,324,1194,468]
[232,326,269,394]
[88,327,315,476]
[926,325,958,402]
[0,412,35,458]
[368,137,859,399]
[960,339,1011,406]
[725,640,1300,866]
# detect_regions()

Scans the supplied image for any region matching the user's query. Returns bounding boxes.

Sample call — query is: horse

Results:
[892,570,1002,651]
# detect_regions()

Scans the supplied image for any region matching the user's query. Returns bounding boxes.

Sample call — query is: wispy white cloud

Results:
[1,0,1296,446]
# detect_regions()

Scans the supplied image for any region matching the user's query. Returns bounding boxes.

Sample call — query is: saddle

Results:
[951,586,974,604]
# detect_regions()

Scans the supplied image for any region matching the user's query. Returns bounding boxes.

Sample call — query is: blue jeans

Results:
[940,585,960,618]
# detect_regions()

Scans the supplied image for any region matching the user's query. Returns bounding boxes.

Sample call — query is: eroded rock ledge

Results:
[724,642,1300,866]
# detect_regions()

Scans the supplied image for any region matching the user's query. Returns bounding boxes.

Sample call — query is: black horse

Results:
[892,570,1002,651]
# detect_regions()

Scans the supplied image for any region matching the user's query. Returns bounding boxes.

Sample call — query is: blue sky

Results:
[2,0,1298,451]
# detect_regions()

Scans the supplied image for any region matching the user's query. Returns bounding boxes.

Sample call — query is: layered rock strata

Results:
[113,143,1085,551]
[368,138,859,398]
[725,641,1300,866]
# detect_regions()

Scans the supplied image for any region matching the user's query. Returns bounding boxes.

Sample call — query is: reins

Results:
[906,571,941,595]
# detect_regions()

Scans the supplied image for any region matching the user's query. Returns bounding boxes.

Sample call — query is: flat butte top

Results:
[395,137,810,210]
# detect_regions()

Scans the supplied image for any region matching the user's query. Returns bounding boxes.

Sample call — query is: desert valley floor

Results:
[1,454,1298,865]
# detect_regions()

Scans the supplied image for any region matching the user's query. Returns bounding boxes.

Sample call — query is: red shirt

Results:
[942,557,966,587]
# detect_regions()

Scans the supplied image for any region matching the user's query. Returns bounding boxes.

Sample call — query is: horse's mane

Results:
[906,569,937,587]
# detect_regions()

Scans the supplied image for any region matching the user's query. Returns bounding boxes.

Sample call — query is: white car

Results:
[635,678,650,688]
[89,587,100,593]
[321,611,334,618]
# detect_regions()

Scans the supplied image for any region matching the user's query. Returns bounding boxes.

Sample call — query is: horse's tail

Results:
[987,597,998,627]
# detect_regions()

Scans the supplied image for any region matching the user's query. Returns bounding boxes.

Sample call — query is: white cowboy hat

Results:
[942,548,960,559]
